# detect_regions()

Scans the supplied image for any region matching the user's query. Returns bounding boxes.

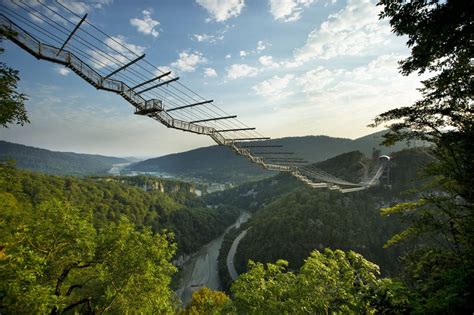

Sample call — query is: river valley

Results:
[176,211,251,305]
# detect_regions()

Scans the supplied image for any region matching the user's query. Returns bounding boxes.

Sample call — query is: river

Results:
[176,211,251,305]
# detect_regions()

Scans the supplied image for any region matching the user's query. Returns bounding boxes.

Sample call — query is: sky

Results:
[0,0,424,157]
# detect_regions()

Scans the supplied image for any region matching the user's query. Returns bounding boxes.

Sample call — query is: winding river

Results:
[176,212,251,305]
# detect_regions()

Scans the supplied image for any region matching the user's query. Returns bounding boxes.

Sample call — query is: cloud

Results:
[293,0,393,62]
[55,66,71,76]
[192,25,230,43]
[294,54,422,110]
[239,50,247,57]
[90,36,146,69]
[196,0,245,22]
[268,0,315,22]
[253,74,295,100]
[203,67,218,77]
[155,66,176,78]
[93,0,113,9]
[256,40,267,52]
[194,34,215,42]
[130,10,160,38]
[57,0,90,15]
[225,54,232,59]
[259,55,280,69]
[226,64,259,80]
[171,51,207,72]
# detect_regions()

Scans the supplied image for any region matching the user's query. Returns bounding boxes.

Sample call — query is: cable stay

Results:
[56,13,86,56]
[190,116,237,124]
[0,9,391,193]
[216,128,256,132]
[232,137,271,141]
[135,77,180,95]
[104,54,145,79]
[166,100,213,112]
[131,71,171,90]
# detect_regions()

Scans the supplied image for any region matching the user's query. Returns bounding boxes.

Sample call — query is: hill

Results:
[127,130,414,184]
[205,148,432,290]
[0,141,128,176]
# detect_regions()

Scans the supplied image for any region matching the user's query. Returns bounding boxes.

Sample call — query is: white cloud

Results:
[171,51,207,72]
[294,54,422,110]
[268,0,315,22]
[239,50,247,57]
[203,67,218,77]
[155,66,176,78]
[226,64,259,80]
[130,10,160,38]
[225,54,232,59]
[293,0,393,62]
[93,0,113,9]
[254,74,295,100]
[256,40,267,52]
[192,25,229,43]
[259,55,280,69]
[194,34,214,42]
[90,36,146,69]
[57,0,90,15]
[55,66,70,76]
[196,0,245,22]
[105,36,146,56]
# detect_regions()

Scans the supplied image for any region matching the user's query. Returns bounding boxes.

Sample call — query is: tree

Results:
[0,30,29,128]
[182,287,231,315]
[231,249,409,314]
[0,200,178,314]
[372,0,474,312]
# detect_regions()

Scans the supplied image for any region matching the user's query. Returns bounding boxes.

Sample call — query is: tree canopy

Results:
[0,30,29,128]
[372,0,474,313]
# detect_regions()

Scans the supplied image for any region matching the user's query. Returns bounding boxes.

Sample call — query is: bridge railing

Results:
[1,14,387,192]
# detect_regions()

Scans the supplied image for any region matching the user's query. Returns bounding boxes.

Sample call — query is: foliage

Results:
[0,199,177,314]
[0,30,29,128]
[231,249,410,314]
[215,149,429,281]
[371,0,474,313]
[182,287,231,315]
[0,163,239,257]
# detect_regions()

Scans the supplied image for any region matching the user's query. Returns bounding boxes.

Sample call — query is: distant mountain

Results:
[127,131,416,184]
[0,141,128,176]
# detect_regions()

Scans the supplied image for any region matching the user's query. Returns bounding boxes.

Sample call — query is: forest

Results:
[1,0,473,313]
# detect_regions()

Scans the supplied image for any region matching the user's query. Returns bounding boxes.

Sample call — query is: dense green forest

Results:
[0,141,128,176]
[127,131,413,184]
[0,164,239,256]
[213,150,430,282]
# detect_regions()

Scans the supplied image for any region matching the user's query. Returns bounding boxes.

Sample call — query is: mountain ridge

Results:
[0,140,128,176]
[127,130,414,184]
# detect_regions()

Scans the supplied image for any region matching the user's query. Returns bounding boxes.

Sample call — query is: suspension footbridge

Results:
[0,1,389,193]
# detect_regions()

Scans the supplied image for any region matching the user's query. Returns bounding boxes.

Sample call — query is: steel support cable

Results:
[54,0,266,139]
[2,8,300,180]
[0,16,278,173]
[302,168,359,186]
[32,1,247,133]
[298,167,361,186]
[15,2,249,135]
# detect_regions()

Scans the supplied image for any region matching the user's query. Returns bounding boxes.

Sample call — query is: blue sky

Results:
[1,0,423,157]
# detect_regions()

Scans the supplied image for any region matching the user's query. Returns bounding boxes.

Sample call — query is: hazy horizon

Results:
[1,0,422,157]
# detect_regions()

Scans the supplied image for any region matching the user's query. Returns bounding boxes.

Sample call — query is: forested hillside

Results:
[210,149,432,290]
[0,164,239,256]
[0,141,128,176]
[127,131,414,184]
